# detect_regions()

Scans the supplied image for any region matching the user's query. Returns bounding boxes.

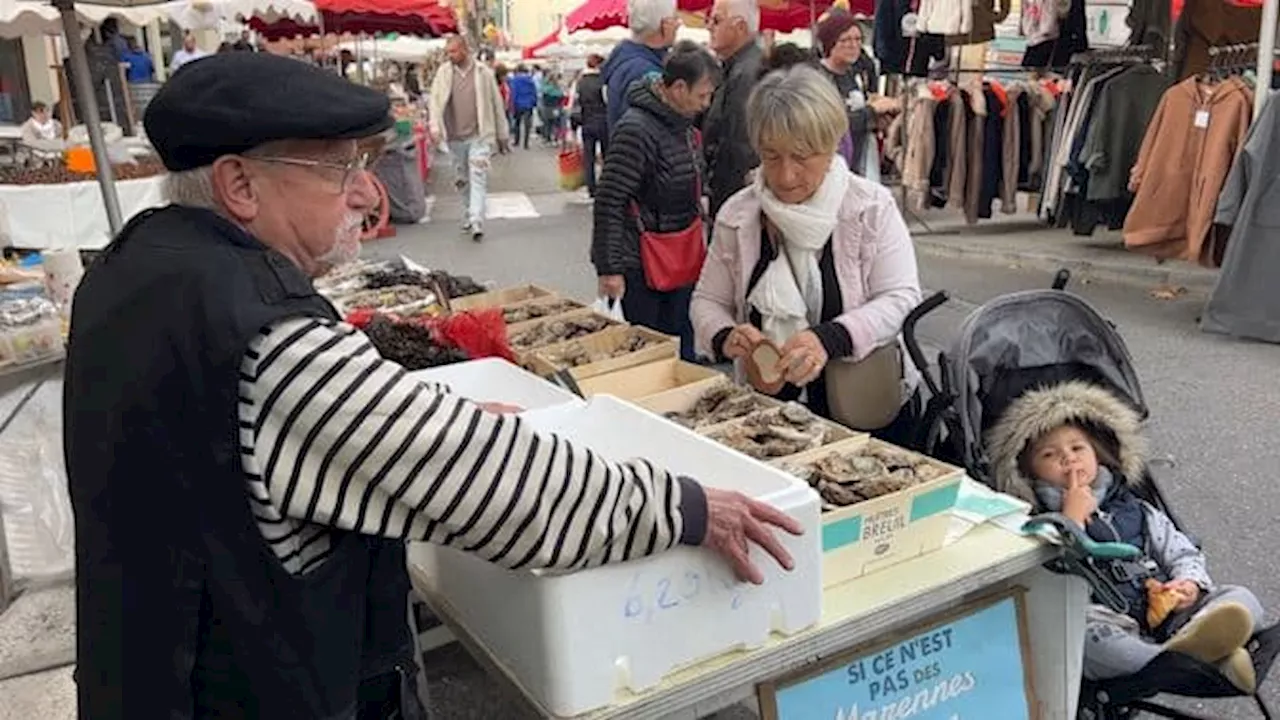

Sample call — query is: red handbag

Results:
[632,130,707,292]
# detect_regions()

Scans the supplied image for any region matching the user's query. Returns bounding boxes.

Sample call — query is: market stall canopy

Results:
[0,0,171,37]
[337,33,444,61]
[166,0,319,29]
[566,24,710,47]
[249,0,456,40]
[522,22,559,59]
[563,0,865,34]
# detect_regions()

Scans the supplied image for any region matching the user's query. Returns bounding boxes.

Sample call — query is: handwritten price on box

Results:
[762,594,1033,720]
[621,561,745,623]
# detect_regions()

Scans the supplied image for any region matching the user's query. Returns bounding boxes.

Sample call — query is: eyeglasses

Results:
[251,152,371,192]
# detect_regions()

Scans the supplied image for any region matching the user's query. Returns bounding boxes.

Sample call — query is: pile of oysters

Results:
[705,404,837,460]
[664,383,776,429]
[542,330,661,368]
[509,314,616,350]
[783,444,952,509]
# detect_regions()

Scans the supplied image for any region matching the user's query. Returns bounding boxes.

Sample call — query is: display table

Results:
[0,175,165,250]
[410,524,1087,720]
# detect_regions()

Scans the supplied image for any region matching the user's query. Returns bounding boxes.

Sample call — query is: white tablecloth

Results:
[0,175,166,250]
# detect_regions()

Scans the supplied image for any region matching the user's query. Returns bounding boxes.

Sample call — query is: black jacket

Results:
[592,79,703,276]
[64,206,413,719]
[702,42,763,217]
[575,71,608,134]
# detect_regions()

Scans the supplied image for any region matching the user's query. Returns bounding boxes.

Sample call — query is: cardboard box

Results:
[506,308,623,356]
[451,284,557,311]
[634,376,782,430]
[526,326,679,381]
[775,436,964,588]
[575,358,722,401]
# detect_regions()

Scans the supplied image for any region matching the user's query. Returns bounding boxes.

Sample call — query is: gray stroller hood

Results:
[947,290,1146,471]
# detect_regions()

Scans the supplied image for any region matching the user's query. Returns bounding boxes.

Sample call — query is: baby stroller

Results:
[900,270,1280,719]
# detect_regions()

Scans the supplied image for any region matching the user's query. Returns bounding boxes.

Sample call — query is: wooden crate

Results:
[507,308,624,357]
[526,326,679,381]
[774,436,964,588]
[699,404,859,462]
[451,284,557,311]
[499,296,587,326]
[635,376,781,430]
[575,358,722,401]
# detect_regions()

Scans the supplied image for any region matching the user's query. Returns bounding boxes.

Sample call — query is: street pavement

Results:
[3,145,1280,719]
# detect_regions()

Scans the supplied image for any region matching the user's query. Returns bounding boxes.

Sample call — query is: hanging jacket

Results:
[591,79,702,277]
[1202,93,1280,343]
[602,40,667,130]
[947,0,1012,45]
[1124,76,1252,268]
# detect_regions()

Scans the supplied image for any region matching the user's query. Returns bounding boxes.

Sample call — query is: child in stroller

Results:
[986,380,1265,692]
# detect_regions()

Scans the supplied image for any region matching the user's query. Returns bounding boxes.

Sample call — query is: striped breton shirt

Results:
[238,316,707,576]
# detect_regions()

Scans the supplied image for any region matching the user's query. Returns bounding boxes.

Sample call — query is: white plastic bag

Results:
[591,296,625,322]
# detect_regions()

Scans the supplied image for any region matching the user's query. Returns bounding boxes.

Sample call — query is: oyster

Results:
[706,405,836,459]
[664,383,774,429]
[510,314,616,349]
[540,329,663,367]
[786,442,951,509]
[503,298,583,324]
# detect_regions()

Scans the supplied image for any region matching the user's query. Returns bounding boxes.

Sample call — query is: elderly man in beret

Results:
[63,52,802,719]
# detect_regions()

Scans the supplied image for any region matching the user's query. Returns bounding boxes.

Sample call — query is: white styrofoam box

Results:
[410,395,822,717]
[407,357,583,411]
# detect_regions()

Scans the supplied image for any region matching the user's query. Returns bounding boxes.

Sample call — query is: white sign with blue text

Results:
[767,595,1031,720]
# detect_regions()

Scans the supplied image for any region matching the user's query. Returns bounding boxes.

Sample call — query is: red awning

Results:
[250,0,458,39]
[523,25,562,59]
[563,0,870,35]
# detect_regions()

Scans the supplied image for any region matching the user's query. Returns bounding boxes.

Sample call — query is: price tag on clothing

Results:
[1194,110,1210,129]
[901,13,920,37]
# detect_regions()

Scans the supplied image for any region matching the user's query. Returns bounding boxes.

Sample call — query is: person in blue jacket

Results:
[508,65,539,149]
[602,0,679,130]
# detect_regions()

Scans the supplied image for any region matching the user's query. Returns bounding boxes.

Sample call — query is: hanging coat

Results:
[1201,93,1280,344]
[1122,76,1252,267]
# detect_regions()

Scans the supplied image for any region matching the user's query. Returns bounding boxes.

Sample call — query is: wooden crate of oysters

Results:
[777,436,965,586]
[575,357,721,401]
[500,296,586,325]
[451,283,557,311]
[639,377,781,430]
[527,325,677,381]
[507,308,622,354]
[700,402,857,462]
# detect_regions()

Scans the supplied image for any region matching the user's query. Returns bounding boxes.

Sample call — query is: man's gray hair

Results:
[628,0,678,36]
[163,166,219,210]
[724,0,760,34]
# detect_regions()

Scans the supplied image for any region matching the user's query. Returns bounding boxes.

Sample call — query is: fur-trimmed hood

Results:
[985,381,1147,503]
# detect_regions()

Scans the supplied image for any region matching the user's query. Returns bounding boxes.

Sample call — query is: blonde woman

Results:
[690,64,923,446]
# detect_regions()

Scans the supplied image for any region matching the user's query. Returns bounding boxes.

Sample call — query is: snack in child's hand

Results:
[1146,578,1181,629]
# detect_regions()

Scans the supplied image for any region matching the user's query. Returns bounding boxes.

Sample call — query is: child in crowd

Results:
[987,381,1265,690]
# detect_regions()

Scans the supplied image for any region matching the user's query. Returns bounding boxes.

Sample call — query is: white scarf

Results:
[747,155,850,346]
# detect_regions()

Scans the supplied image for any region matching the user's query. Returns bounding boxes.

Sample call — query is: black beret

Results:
[144,52,393,172]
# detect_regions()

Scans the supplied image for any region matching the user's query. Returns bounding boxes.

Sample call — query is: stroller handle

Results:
[902,291,949,399]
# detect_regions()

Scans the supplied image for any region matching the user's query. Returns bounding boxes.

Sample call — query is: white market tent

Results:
[335,34,444,62]
[165,0,317,30]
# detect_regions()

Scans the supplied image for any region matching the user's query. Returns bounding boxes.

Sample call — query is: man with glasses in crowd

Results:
[64,51,802,720]
[702,0,762,220]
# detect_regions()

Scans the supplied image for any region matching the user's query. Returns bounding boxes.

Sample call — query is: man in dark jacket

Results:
[574,54,610,196]
[703,0,763,218]
[593,42,721,362]
[602,0,680,130]
[64,51,800,720]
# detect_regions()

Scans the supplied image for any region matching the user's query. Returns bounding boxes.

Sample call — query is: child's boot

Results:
[1218,648,1257,693]
[1164,601,1254,664]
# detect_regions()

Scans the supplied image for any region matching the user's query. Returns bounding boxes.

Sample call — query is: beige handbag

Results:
[824,343,905,430]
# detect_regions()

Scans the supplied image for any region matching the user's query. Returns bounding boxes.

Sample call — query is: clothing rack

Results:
[892,75,957,236]
[1068,44,1159,66]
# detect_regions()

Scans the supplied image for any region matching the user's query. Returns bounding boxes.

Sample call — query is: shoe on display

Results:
[1218,647,1257,693]
[1164,602,1254,665]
